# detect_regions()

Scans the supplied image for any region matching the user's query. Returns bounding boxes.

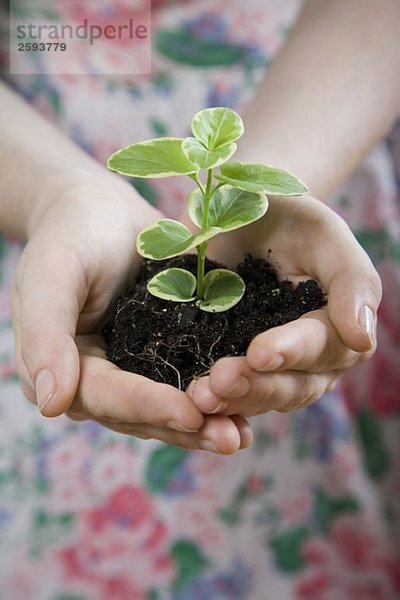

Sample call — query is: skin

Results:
[237,0,400,200]
[1,0,398,454]
[185,0,399,422]
[186,195,380,417]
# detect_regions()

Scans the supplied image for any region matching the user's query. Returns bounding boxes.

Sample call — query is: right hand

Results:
[185,194,381,417]
[12,178,252,454]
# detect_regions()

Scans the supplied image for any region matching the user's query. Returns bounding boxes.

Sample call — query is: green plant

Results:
[107,107,308,312]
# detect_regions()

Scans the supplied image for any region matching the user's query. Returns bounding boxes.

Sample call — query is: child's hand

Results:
[186,195,382,417]
[12,179,251,454]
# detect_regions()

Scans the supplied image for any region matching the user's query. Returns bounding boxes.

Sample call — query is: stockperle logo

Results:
[9,0,152,75]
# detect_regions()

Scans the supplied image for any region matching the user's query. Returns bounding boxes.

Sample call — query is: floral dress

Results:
[0,1,399,599]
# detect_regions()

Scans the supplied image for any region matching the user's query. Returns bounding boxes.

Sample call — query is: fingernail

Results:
[208,401,228,414]
[239,425,254,449]
[35,369,56,414]
[260,354,285,371]
[167,421,199,433]
[199,440,220,453]
[225,376,250,398]
[358,305,376,346]
[185,380,197,399]
[187,379,222,413]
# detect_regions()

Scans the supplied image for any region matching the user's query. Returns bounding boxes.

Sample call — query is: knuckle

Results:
[252,378,274,407]
[20,328,41,367]
[366,270,383,302]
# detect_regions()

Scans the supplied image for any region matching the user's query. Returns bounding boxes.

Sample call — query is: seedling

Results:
[107,107,307,312]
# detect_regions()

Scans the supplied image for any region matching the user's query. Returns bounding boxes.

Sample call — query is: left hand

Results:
[185,194,382,418]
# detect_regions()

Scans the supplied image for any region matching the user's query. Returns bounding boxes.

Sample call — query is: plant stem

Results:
[189,172,205,195]
[202,169,213,230]
[197,243,206,298]
[209,181,226,197]
[196,168,213,298]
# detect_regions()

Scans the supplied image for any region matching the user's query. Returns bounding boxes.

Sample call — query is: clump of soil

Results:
[103,254,326,390]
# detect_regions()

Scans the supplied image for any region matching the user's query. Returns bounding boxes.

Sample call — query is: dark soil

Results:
[103,254,326,390]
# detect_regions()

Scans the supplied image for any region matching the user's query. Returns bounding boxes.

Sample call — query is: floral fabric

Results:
[0,1,400,599]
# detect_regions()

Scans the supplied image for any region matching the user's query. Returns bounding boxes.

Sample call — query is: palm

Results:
[205,194,325,283]
[183,193,380,418]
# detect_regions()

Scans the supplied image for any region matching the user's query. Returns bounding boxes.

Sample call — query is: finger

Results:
[87,414,251,454]
[144,416,252,453]
[246,309,359,374]
[241,369,336,415]
[187,361,251,414]
[304,204,381,352]
[70,347,205,434]
[196,414,249,453]
[326,265,380,353]
[230,415,254,449]
[71,338,252,453]
[189,359,336,417]
[12,248,84,416]
[89,417,247,455]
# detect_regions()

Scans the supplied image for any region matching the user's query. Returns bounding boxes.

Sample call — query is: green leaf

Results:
[51,595,85,600]
[137,219,221,260]
[145,446,188,494]
[30,510,74,560]
[107,138,198,178]
[147,268,197,302]
[197,269,245,312]
[151,117,168,137]
[314,487,360,534]
[355,228,400,264]
[217,162,308,195]
[356,409,391,480]
[182,137,236,169]
[129,178,158,206]
[188,186,268,232]
[171,539,209,590]
[270,526,311,572]
[155,28,246,67]
[191,107,244,150]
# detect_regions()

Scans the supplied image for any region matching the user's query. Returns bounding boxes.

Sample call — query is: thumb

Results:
[326,263,381,353]
[310,212,382,353]
[13,250,83,417]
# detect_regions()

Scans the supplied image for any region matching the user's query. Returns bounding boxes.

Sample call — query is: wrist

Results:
[26,164,114,237]
[26,168,160,239]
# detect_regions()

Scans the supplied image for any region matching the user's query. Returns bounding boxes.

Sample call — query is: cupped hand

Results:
[186,194,382,417]
[11,177,252,453]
